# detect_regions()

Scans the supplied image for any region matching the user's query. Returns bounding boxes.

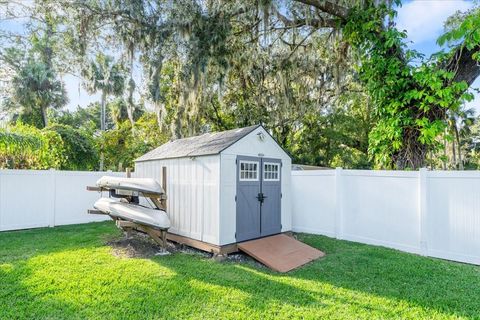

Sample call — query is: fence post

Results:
[419,168,428,256]
[49,168,56,227]
[335,167,344,239]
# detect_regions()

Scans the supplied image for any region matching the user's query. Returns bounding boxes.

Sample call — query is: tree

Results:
[108,98,144,128]
[58,0,480,168]
[8,60,68,128]
[99,113,168,171]
[1,12,68,128]
[6,0,480,170]
[82,53,125,131]
[281,0,480,169]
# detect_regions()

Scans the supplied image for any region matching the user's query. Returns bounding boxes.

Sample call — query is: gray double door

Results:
[236,156,282,242]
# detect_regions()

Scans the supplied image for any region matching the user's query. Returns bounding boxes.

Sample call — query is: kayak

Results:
[96,176,165,195]
[94,198,170,230]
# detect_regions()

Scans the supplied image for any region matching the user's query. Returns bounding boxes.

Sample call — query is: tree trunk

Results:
[452,134,457,169]
[41,106,49,128]
[99,91,107,171]
[443,131,447,170]
[99,154,105,171]
[155,102,164,131]
[101,91,106,131]
[393,148,427,169]
[393,128,427,169]
[172,98,185,139]
[454,123,464,170]
[126,100,135,127]
[127,48,136,128]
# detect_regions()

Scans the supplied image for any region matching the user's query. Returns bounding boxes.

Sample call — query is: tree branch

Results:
[274,7,337,29]
[447,45,480,86]
[293,0,350,20]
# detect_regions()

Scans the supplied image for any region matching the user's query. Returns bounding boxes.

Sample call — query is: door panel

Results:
[236,156,282,242]
[260,158,282,236]
[236,156,261,242]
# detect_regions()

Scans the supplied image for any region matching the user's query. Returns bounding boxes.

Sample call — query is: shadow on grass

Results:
[1,223,479,319]
[146,248,480,319]
[289,233,480,318]
[0,221,120,263]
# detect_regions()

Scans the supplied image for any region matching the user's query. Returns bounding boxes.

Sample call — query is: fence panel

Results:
[426,171,480,264]
[3,168,480,265]
[0,170,53,231]
[341,170,421,254]
[54,171,123,226]
[291,169,480,265]
[291,171,336,237]
[0,169,123,231]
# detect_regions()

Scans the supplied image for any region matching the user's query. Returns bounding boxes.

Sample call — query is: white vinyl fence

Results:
[292,169,480,265]
[0,169,123,231]
[2,168,480,266]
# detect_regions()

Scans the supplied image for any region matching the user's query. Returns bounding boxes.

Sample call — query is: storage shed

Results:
[134,125,292,250]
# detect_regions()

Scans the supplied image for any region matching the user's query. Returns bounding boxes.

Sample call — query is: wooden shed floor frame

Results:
[116,221,237,256]
[165,231,294,256]
[117,220,293,257]
[166,233,239,256]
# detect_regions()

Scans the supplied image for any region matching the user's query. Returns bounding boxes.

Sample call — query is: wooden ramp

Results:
[237,234,325,272]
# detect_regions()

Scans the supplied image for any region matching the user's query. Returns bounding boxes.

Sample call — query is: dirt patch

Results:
[106,231,265,269]
[107,232,211,259]
[108,235,164,258]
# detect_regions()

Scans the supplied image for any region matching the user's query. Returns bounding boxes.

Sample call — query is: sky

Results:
[1,0,479,113]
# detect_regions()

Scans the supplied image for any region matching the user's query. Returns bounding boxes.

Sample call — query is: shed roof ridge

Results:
[135,124,261,162]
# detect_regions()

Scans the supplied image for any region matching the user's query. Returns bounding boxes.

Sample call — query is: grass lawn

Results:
[0,222,479,319]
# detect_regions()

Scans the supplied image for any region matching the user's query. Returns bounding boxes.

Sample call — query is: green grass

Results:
[0,222,479,319]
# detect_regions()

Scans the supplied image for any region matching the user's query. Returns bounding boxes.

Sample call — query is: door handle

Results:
[256,193,267,203]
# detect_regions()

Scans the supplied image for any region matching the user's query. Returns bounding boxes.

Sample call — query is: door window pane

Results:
[239,161,259,181]
[263,162,280,181]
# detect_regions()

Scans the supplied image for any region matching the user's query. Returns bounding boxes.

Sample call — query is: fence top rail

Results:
[0,169,124,176]
[342,170,418,178]
[427,170,480,179]
[291,170,336,176]
[292,169,480,179]
[293,169,418,178]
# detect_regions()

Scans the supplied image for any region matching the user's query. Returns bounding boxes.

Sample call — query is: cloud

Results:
[396,0,473,45]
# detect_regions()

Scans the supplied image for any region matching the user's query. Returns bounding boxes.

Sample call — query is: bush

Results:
[1,123,98,170]
[0,124,65,169]
[46,124,98,170]
[100,113,168,171]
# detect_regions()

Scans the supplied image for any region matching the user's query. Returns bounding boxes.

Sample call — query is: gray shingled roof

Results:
[135,125,261,162]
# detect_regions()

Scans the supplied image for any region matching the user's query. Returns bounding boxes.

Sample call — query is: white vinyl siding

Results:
[134,156,220,245]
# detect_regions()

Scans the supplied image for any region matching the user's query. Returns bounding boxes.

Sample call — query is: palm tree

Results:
[108,98,130,128]
[446,108,475,170]
[10,60,68,128]
[82,54,125,131]
[82,54,125,170]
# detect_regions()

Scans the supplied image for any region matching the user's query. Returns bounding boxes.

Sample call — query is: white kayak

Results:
[94,198,170,230]
[96,176,164,195]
